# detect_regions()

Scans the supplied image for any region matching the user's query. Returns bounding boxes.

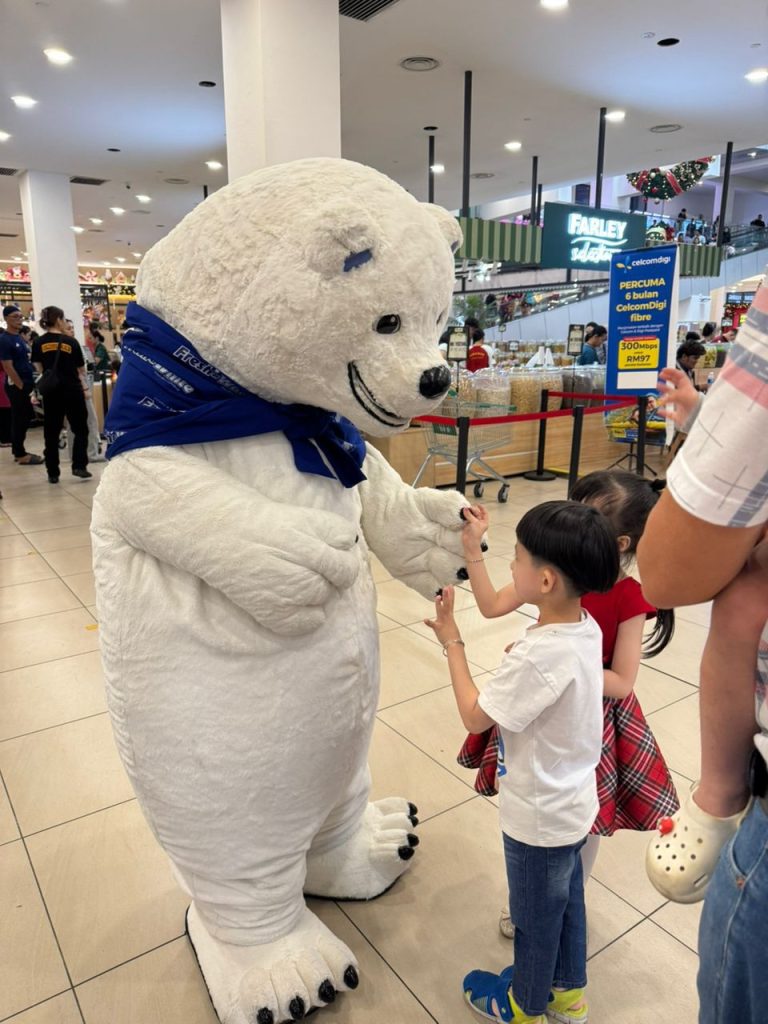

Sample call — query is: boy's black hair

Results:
[464,317,480,329]
[677,340,706,360]
[471,328,485,342]
[570,469,675,656]
[516,501,619,597]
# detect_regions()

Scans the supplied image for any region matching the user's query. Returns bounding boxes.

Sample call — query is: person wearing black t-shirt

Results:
[31,305,91,483]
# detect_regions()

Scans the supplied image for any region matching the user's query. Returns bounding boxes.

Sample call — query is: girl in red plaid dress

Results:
[457,470,679,936]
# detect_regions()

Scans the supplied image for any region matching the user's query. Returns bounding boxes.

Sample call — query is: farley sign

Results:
[540,202,647,271]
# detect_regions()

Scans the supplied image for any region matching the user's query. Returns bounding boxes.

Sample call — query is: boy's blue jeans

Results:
[503,831,588,1016]
[698,797,768,1024]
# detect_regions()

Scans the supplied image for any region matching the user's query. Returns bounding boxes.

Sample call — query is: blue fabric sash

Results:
[104,303,366,487]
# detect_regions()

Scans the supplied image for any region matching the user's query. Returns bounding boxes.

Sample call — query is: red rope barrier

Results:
[414,397,635,428]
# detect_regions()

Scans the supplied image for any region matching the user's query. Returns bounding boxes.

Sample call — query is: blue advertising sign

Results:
[605,245,679,396]
[540,202,647,272]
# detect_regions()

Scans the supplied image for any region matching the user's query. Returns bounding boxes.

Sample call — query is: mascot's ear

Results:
[304,200,378,280]
[422,203,463,254]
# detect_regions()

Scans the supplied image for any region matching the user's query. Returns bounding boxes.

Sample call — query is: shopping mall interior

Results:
[0,2,766,1023]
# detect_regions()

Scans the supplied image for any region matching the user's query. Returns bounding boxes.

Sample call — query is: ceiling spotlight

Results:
[44,47,73,65]
[0,131,10,142]
[11,95,37,109]
[205,160,223,171]
[71,225,85,233]
[115,257,126,262]
[135,194,151,203]
[605,110,626,123]
[132,252,142,258]
[504,140,522,152]
[540,0,569,9]
[745,68,768,84]
[750,150,758,158]
[399,56,440,71]
[110,207,125,215]
[657,38,680,47]
[102,261,111,267]
[430,163,445,174]
[423,125,438,132]
[198,80,216,87]
[12,256,22,262]
[650,123,683,133]
[89,217,103,225]
[107,147,121,153]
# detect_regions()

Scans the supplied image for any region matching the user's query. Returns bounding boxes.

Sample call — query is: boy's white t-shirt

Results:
[478,612,603,847]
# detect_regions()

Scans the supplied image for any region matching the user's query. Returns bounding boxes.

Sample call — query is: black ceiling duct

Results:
[340,0,402,21]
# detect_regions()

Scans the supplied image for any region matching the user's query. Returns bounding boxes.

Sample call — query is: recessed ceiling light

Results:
[115,257,126,262]
[12,256,22,262]
[110,207,125,215]
[657,37,680,46]
[430,163,445,174]
[71,225,85,233]
[0,131,10,142]
[135,194,151,203]
[107,147,121,152]
[102,261,110,267]
[205,161,223,171]
[750,150,758,157]
[505,140,522,152]
[399,56,440,71]
[650,123,683,133]
[43,47,73,65]
[156,224,166,228]
[89,217,103,225]
[11,95,37,109]
[423,125,438,131]
[164,177,189,184]
[540,0,568,10]
[132,252,142,258]
[470,172,495,179]
[605,110,626,123]
[198,80,216,87]
[745,68,768,84]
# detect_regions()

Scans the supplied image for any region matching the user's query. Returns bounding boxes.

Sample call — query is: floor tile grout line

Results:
[648,914,698,956]
[0,766,87,1024]
[0,989,75,1024]
[74,931,187,989]
[373,716,481,798]
[0,709,108,745]
[19,796,137,842]
[333,904,441,1024]
[0,646,101,680]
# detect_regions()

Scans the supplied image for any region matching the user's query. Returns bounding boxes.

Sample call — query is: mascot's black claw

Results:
[481,541,489,552]
[408,802,418,816]
[398,843,415,860]
[456,567,470,581]
[407,832,420,847]
[256,1009,274,1024]
[460,507,468,520]
[289,996,306,1020]
[344,965,359,990]
[409,814,419,827]
[318,980,336,1004]
[435,588,443,597]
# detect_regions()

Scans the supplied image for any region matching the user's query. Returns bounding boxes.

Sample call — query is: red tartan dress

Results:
[457,578,680,834]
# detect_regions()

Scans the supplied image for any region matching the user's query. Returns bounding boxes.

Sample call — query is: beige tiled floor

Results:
[0,460,706,1023]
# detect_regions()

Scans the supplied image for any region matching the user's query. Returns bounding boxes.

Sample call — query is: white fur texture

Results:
[92,158,465,1024]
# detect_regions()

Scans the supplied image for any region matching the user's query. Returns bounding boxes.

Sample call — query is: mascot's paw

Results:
[304,797,419,900]
[186,902,359,1024]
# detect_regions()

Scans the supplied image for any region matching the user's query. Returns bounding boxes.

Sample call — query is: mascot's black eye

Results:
[375,314,401,335]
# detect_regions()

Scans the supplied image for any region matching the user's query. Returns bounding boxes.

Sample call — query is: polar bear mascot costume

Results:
[92,158,471,1024]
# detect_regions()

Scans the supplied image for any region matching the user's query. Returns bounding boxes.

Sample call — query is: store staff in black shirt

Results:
[31,306,92,483]
[0,304,43,464]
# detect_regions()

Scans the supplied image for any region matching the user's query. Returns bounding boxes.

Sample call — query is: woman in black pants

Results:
[31,306,92,483]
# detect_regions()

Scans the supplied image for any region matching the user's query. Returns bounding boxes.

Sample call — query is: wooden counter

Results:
[367,410,662,489]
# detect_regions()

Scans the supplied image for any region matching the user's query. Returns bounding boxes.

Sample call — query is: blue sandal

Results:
[463,968,515,1022]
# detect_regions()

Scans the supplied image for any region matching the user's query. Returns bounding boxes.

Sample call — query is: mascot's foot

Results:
[304,797,419,900]
[186,902,359,1024]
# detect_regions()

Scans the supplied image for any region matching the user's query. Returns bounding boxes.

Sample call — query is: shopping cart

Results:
[413,389,516,502]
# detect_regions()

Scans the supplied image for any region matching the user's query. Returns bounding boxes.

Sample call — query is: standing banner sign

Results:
[605,245,679,396]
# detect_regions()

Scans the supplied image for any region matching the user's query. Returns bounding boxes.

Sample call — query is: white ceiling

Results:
[0,0,766,267]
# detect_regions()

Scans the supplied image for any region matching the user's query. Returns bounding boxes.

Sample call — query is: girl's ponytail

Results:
[643,607,675,657]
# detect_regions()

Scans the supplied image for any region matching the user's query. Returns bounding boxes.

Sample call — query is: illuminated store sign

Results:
[541,202,647,272]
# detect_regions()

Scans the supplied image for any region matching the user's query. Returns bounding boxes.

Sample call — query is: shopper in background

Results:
[676,339,706,387]
[31,306,91,483]
[466,328,490,372]
[63,319,105,464]
[638,278,768,1024]
[701,322,716,341]
[750,213,765,230]
[0,362,11,447]
[426,502,618,1024]
[92,328,111,374]
[0,304,43,465]
[576,324,607,365]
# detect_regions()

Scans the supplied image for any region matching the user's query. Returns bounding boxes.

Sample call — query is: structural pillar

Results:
[18,171,83,342]
[220,0,341,180]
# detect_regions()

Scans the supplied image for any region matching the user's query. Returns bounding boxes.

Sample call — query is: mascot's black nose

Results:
[419,364,452,399]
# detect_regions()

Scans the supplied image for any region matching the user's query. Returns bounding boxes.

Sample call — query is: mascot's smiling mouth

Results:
[348,362,409,428]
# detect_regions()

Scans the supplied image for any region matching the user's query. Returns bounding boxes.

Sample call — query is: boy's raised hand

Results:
[657,367,701,428]
[423,585,461,646]
[461,504,489,554]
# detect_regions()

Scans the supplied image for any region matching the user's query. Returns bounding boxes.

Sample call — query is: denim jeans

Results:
[698,798,768,1024]
[503,831,588,1016]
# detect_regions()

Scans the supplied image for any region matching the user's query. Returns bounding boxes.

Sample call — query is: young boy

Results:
[425,500,619,1024]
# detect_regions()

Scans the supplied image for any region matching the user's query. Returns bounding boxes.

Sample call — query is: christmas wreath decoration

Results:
[627,158,712,200]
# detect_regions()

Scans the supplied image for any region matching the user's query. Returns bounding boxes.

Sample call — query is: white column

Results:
[220,0,341,180]
[19,171,83,342]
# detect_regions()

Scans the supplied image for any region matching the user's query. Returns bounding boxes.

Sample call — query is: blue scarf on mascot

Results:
[105,303,367,487]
